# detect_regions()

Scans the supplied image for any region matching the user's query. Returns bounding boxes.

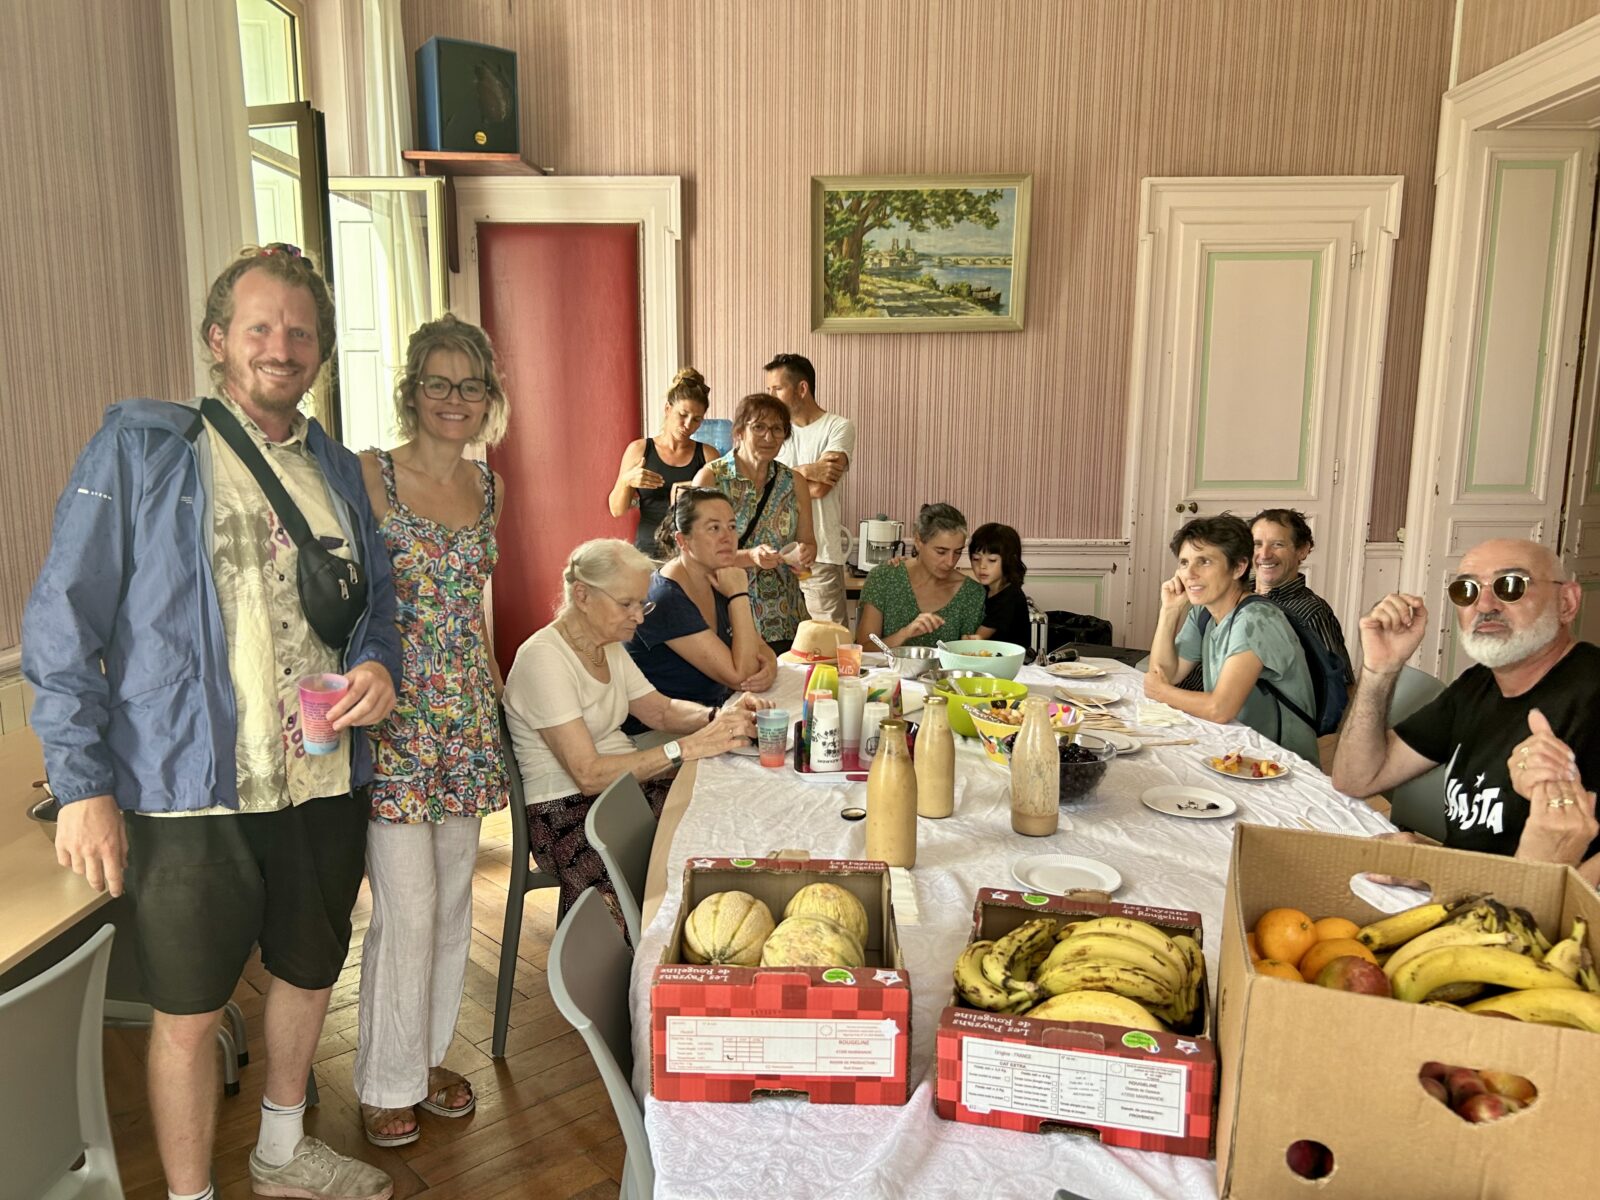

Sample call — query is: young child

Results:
[968,523,1032,650]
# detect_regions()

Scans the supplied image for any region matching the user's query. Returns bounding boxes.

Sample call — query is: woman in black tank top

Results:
[608,368,714,554]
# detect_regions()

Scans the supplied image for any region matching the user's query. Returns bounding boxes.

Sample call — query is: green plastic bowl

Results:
[936,639,1026,680]
[929,676,1030,737]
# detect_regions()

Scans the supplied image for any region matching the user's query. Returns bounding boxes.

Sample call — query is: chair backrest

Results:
[1388,664,1445,728]
[585,772,656,946]
[0,924,122,1200]
[548,888,653,1200]
[500,709,539,880]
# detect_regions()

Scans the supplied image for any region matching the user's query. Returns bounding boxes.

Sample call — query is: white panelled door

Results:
[1126,178,1404,650]
[1416,132,1599,679]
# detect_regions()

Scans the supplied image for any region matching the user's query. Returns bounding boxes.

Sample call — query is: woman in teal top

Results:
[1145,513,1320,765]
[856,503,986,649]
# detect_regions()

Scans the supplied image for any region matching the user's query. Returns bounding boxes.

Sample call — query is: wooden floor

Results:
[104,809,627,1199]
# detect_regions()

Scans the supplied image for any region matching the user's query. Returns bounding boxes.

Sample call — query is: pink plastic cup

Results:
[298,673,349,755]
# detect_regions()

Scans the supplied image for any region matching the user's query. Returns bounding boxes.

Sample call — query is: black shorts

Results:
[123,793,368,1014]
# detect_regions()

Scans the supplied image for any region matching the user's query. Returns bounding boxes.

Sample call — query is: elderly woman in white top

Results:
[503,538,766,923]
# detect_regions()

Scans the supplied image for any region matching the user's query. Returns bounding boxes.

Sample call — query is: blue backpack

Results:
[1198,594,1350,737]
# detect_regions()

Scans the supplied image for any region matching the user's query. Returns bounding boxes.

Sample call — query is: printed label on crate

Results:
[665,1015,899,1076]
[959,1036,1191,1137]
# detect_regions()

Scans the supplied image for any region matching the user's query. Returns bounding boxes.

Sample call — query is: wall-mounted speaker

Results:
[415,37,519,155]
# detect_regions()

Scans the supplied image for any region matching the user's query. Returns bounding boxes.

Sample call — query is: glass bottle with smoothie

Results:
[915,694,955,818]
[865,717,918,867]
[1010,695,1060,836]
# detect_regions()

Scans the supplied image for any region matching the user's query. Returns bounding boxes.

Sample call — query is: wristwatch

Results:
[663,740,683,765]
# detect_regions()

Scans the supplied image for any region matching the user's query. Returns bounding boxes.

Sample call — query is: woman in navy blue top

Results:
[627,488,777,712]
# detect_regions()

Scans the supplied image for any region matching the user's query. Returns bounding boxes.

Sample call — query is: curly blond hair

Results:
[199,244,337,391]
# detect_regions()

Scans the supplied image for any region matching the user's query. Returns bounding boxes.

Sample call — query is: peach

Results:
[1446,1067,1487,1108]
[1418,1060,1450,1082]
[1479,1070,1538,1105]
[1457,1092,1520,1123]
[1314,955,1392,997]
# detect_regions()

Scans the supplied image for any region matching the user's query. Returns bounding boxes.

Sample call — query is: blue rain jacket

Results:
[22,398,400,812]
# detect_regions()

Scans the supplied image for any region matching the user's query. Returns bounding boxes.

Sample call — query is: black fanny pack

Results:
[187,397,369,650]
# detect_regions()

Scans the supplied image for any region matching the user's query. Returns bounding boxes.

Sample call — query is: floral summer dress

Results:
[707,451,806,644]
[368,451,508,824]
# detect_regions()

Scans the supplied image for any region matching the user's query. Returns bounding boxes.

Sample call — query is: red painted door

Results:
[480,222,642,677]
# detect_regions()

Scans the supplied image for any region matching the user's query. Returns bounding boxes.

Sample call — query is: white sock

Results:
[169,1188,214,1200]
[255,1094,307,1166]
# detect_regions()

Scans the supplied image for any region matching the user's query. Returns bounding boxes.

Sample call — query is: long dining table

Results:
[630,657,1394,1200]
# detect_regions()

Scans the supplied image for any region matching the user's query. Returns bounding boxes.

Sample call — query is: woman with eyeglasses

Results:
[502,538,767,924]
[624,488,778,714]
[1144,513,1320,765]
[692,393,814,654]
[353,315,512,1147]
[608,367,715,554]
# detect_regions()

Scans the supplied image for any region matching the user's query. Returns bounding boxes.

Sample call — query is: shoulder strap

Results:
[200,397,317,549]
[476,458,496,518]
[375,449,400,509]
[1205,593,1318,733]
[737,469,780,549]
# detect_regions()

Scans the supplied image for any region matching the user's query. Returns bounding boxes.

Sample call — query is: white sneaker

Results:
[248,1135,393,1200]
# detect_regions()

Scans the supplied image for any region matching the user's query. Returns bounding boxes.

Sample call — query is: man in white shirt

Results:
[766,353,857,625]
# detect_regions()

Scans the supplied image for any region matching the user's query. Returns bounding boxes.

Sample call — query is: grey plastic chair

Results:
[548,887,653,1200]
[493,709,560,1058]
[1386,665,1449,842]
[585,772,658,947]
[0,923,123,1200]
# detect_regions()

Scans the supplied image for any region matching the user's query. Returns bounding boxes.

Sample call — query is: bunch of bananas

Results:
[1355,895,1600,1030]
[953,916,1205,1032]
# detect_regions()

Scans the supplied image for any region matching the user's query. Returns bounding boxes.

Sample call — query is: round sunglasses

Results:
[1446,572,1565,607]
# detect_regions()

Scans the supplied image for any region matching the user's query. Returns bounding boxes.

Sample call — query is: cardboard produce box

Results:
[650,856,911,1104]
[1216,825,1600,1198]
[934,888,1218,1157]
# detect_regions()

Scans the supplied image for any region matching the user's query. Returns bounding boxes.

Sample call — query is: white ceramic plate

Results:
[1091,729,1141,755]
[1012,853,1123,895]
[1199,753,1292,783]
[1140,785,1237,820]
[1046,662,1108,679]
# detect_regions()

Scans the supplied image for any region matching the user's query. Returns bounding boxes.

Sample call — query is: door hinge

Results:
[1349,243,1363,270]
[1332,457,1342,485]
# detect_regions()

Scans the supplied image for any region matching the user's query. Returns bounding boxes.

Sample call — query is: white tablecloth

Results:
[631,661,1393,1200]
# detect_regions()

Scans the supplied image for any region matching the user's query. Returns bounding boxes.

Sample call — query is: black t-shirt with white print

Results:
[1394,641,1600,859]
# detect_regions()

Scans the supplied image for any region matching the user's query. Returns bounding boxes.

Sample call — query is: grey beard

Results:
[1459,607,1561,668]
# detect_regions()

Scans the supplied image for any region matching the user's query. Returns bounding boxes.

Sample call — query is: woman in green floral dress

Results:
[693,393,814,653]
[857,503,986,648]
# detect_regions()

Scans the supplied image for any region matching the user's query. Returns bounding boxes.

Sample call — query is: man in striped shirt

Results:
[1249,508,1354,684]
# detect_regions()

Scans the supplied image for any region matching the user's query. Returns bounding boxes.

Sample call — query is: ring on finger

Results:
[1548,798,1565,810]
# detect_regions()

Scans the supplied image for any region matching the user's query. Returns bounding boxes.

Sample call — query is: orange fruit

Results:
[1312,916,1361,942]
[1256,908,1318,967]
[1254,957,1304,982]
[1246,931,1262,961]
[1298,938,1378,982]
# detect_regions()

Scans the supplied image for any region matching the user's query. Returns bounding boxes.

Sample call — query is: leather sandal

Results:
[417,1066,476,1118]
[361,1103,420,1147]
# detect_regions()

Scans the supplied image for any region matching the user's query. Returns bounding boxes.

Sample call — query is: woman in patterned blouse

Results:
[856,503,987,648]
[692,393,815,654]
[352,316,510,1148]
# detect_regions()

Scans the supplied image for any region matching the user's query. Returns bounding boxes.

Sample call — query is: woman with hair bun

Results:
[609,367,715,553]
[856,503,986,649]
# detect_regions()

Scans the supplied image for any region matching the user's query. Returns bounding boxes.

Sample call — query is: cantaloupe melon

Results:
[783,882,870,946]
[759,914,865,969]
[682,891,775,966]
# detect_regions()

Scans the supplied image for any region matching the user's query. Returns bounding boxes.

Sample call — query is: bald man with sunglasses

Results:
[1332,539,1600,885]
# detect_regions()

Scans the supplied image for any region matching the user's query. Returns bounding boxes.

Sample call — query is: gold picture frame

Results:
[811,173,1032,333]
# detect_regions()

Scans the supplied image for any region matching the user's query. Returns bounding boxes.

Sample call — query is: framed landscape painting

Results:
[811,173,1032,333]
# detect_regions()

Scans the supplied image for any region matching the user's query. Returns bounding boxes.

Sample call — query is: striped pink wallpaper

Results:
[402,0,1453,546]
[1457,0,1600,83]
[0,1,193,655]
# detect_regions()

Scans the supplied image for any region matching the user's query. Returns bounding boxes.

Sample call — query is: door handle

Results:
[1174,501,1197,513]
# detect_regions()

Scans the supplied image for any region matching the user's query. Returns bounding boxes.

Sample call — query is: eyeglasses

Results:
[1446,572,1565,607]
[419,375,489,403]
[595,587,655,617]
[746,423,787,439]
